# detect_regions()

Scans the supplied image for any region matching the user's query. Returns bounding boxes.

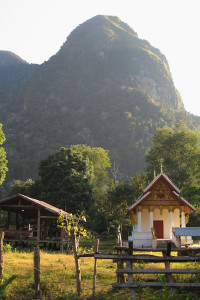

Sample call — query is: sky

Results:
[0,0,200,115]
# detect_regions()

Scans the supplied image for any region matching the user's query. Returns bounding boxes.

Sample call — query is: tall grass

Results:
[2,242,200,299]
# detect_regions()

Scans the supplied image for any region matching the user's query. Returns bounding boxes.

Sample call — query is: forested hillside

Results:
[1,15,200,183]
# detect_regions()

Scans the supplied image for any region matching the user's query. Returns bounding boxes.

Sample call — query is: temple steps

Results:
[156,239,176,249]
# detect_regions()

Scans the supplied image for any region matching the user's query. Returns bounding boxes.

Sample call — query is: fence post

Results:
[167,241,172,256]
[93,239,99,299]
[126,259,136,300]
[128,241,133,255]
[162,242,174,284]
[0,232,4,283]
[34,246,40,299]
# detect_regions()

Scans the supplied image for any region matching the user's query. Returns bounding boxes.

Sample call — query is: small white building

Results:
[127,173,195,248]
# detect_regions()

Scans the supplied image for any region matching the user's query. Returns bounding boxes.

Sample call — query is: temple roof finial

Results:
[160,159,163,174]
[153,169,156,178]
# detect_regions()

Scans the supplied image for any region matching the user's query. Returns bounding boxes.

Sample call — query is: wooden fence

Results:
[94,242,200,300]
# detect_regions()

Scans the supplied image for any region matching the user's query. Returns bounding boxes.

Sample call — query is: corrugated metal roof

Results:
[0,193,69,217]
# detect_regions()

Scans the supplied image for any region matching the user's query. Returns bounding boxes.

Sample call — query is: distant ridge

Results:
[0,50,27,66]
[0,15,199,183]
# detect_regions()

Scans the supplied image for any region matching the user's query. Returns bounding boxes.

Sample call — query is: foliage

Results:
[58,213,87,238]
[0,123,8,185]
[39,147,95,213]
[3,244,12,253]
[94,174,147,237]
[70,145,111,188]
[0,275,17,299]
[146,121,200,189]
[10,147,95,214]
[180,187,200,226]
[153,276,178,299]
[9,179,36,196]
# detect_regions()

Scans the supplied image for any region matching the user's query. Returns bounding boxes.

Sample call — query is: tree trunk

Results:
[0,232,4,283]
[93,239,99,299]
[72,231,81,296]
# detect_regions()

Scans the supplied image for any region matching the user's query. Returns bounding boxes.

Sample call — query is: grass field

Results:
[2,239,200,299]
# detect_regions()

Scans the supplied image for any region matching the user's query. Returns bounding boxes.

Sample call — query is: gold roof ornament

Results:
[160,159,163,174]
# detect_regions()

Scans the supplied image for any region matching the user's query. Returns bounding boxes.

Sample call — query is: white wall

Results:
[141,208,150,232]
[141,208,180,238]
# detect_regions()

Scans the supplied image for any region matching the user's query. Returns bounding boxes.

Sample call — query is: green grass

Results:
[2,242,200,299]
[79,238,117,253]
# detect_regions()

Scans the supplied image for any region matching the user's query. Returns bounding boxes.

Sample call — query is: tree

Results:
[0,124,8,185]
[146,122,200,189]
[9,145,112,227]
[180,187,200,226]
[37,147,94,213]
[70,145,111,188]
[58,213,87,297]
[10,179,36,196]
[100,174,147,239]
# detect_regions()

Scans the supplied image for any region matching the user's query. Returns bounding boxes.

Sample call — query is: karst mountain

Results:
[0,15,199,183]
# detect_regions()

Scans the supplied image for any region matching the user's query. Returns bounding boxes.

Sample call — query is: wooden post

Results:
[128,241,133,255]
[37,209,41,246]
[73,231,81,296]
[60,227,64,253]
[162,245,174,284]
[93,239,99,299]
[16,212,19,230]
[167,242,172,256]
[44,219,47,240]
[7,210,10,229]
[126,259,136,300]
[0,232,4,283]
[116,245,125,284]
[34,246,40,299]
[22,214,25,229]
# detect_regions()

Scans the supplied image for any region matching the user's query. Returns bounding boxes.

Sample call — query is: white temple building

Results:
[127,173,195,248]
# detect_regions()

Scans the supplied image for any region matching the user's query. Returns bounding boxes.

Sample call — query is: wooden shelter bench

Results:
[4,229,33,239]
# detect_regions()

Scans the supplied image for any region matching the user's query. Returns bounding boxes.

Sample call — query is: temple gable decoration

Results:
[127,173,195,248]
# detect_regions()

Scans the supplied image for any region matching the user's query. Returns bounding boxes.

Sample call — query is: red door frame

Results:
[153,220,164,238]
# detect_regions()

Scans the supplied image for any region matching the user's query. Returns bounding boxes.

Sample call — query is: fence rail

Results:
[111,241,200,300]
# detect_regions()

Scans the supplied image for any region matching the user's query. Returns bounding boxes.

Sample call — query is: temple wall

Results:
[141,208,149,232]
[141,207,180,238]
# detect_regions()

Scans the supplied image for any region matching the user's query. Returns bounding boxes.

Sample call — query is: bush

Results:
[3,244,12,253]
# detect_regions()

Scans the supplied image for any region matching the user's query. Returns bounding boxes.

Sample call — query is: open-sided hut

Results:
[0,193,69,250]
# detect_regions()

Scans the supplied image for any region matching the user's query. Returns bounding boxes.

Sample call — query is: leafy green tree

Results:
[10,179,35,196]
[96,174,147,238]
[0,123,8,185]
[146,122,200,188]
[70,145,111,187]
[11,147,94,214]
[10,145,112,225]
[37,147,94,213]
[180,187,200,226]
